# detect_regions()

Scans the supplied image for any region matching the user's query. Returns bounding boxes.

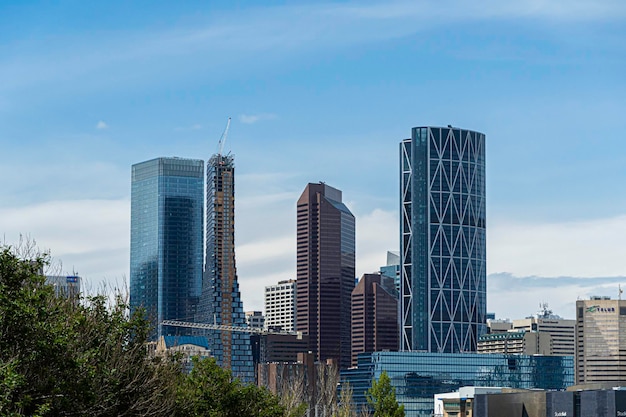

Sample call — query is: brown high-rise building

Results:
[351,273,399,366]
[197,153,253,381]
[296,182,355,369]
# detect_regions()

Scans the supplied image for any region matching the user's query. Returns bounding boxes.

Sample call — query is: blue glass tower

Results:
[342,351,573,417]
[130,157,204,339]
[400,126,486,353]
[197,153,254,381]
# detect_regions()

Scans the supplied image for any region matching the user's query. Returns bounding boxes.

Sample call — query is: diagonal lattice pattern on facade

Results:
[401,126,486,353]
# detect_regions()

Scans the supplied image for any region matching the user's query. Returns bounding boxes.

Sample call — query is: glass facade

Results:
[198,154,254,382]
[400,127,487,353]
[341,351,574,417]
[130,157,204,340]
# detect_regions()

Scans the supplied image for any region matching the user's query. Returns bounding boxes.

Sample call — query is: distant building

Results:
[400,126,487,353]
[478,331,552,355]
[479,305,574,357]
[130,157,204,339]
[486,319,513,334]
[46,275,81,299]
[380,251,400,294]
[265,279,296,332]
[245,311,265,330]
[250,333,309,364]
[434,386,503,417]
[512,304,575,356]
[154,335,211,373]
[576,297,626,385]
[257,352,338,417]
[296,182,355,369]
[351,273,398,366]
[341,351,574,417]
[469,387,626,417]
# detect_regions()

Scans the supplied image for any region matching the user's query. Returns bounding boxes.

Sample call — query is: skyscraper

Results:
[130,157,204,339]
[351,273,398,367]
[400,126,486,353]
[198,153,253,380]
[575,297,626,385]
[296,182,355,368]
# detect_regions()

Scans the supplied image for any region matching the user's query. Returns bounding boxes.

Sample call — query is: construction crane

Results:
[161,319,302,364]
[217,117,231,155]
[161,319,296,336]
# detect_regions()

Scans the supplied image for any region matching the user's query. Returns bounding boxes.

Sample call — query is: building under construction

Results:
[196,124,254,381]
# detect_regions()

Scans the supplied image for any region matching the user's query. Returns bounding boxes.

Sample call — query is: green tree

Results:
[0,243,299,417]
[175,356,287,417]
[366,371,405,417]
[0,245,180,416]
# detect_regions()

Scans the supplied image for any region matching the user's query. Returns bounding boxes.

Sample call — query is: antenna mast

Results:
[217,117,231,155]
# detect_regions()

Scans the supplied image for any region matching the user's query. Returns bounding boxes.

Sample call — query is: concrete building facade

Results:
[245,311,265,330]
[265,279,297,332]
[512,305,575,356]
[477,331,552,355]
[576,297,626,385]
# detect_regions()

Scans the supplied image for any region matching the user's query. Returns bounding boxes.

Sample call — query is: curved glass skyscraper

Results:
[400,126,486,353]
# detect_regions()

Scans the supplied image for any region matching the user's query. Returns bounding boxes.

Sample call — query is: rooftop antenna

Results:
[217,117,231,155]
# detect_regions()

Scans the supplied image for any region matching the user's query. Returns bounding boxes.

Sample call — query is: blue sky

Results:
[1,0,626,319]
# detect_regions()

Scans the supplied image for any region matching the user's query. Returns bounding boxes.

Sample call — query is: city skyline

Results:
[1,1,626,321]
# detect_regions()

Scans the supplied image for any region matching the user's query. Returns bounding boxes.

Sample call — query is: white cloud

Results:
[487,273,626,320]
[485,214,626,319]
[355,208,398,276]
[488,214,626,277]
[238,113,277,124]
[96,120,108,129]
[0,199,130,286]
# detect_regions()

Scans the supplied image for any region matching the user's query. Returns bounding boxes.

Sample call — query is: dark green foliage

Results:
[0,245,299,417]
[366,371,405,417]
[0,246,180,416]
[176,356,287,417]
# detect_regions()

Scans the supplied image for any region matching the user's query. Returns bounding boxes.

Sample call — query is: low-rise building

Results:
[341,351,574,417]
[478,331,552,355]
[245,311,265,330]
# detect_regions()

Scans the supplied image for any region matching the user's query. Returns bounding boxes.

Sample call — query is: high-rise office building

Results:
[265,279,297,332]
[512,304,575,356]
[197,153,253,380]
[400,126,486,353]
[130,157,204,339]
[351,273,398,366]
[575,297,626,385]
[296,182,355,368]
